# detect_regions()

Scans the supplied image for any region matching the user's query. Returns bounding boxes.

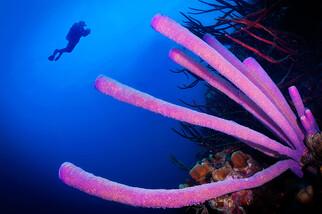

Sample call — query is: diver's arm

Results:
[82,29,91,37]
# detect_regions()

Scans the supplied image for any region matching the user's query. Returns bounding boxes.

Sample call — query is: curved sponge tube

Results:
[59,160,301,208]
[95,75,299,160]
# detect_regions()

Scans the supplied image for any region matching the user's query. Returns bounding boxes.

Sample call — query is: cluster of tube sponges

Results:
[58,14,320,208]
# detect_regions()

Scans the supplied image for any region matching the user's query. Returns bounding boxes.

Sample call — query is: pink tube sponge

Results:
[59,160,301,208]
[58,13,320,210]
[95,75,299,160]
[151,14,302,152]
[288,86,305,117]
[169,48,290,145]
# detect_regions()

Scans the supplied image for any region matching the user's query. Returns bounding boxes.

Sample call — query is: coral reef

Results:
[184,149,260,213]
[176,1,322,154]
[296,185,314,204]
[58,14,320,209]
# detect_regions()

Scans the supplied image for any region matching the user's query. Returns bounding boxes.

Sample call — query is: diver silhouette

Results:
[48,21,90,61]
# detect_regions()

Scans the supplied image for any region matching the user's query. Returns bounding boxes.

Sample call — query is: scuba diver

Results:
[48,21,91,61]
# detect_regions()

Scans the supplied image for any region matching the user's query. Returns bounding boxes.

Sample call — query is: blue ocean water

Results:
[0,0,210,213]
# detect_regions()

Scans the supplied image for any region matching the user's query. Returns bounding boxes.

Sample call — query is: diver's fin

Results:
[48,55,55,61]
[54,52,63,61]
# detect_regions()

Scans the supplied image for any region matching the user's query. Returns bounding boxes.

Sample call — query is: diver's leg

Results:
[54,49,65,61]
[65,42,77,53]
[55,43,77,61]
[50,42,77,61]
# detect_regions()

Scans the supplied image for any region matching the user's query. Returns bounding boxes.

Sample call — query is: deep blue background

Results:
[0,1,208,213]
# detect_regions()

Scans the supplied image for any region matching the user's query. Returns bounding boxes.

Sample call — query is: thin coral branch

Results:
[171,127,198,142]
[188,6,226,15]
[241,28,296,55]
[178,99,207,113]
[223,18,291,49]
[173,122,238,150]
[170,68,190,79]
[172,123,217,149]
[178,78,202,89]
[225,34,289,64]
[277,62,294,86]
[169,155,190,172]
[181,123,203,140]
[182,0,299,68]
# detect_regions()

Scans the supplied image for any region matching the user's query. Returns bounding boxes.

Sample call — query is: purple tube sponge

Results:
[59,14,320,209]
[94,76,297,160]
[151,14,302,151]
[305,109,320,133]
[59,160,302,208]
[288,86,320,137]
[289,86,306,117]
[169,47,291,146]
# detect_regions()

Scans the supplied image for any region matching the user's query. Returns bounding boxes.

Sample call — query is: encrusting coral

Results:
[185,149,261,213]
[58,14,321,209]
